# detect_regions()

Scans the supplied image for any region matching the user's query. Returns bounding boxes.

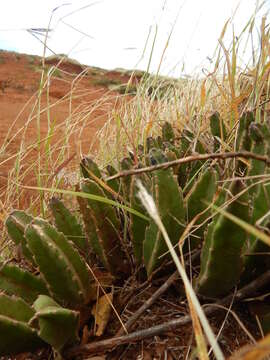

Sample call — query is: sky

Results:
[0,0,268,76]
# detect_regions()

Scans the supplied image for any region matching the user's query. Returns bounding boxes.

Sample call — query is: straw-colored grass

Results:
[0,2,270,358]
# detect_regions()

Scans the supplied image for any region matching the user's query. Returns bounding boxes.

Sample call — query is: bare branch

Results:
[64,270,270,358]
[105,151,270,181]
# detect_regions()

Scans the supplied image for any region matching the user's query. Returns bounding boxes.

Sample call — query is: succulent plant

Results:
[49,196,86,252]
[6,210,36,265]
[1,210,98,356]
[196,180,250,296]
[31,295,80,352]
[25,218,96,307]
[143,157,186,275]
[209,111,227,152]
[0,261,49,303]
[0,294,45,356]
[1,115,270,357]
[80,178,129,276]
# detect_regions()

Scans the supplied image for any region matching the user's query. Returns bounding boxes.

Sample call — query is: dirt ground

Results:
[0,50,139,211]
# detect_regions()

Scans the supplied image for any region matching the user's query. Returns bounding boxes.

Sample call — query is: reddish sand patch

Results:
[0,50,139,211]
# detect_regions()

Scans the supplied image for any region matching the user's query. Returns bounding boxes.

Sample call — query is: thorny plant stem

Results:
[106,151,270,181]
[136,181,224,360]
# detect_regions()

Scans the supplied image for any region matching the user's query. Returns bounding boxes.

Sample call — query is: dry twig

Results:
[116,250,200,336]
[64,270,270,358]
[116,271,179,337]
[105,151,270,181]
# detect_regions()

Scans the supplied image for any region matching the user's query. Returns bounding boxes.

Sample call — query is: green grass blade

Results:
[20,185,149,221]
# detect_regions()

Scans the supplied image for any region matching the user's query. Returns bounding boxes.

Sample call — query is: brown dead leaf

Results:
[91,292,113,336]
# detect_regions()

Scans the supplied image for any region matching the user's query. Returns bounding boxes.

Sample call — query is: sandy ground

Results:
[0,50,137,211]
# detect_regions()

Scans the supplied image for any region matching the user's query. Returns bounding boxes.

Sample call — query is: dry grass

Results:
[2,4,269,214]
[0,2,270,358]
[97,7,270,170]
[0,58,124,221]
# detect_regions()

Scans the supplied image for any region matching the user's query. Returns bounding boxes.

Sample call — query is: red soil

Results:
[0,50,138,213]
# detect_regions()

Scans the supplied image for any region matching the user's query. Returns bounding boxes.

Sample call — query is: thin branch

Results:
[116,250,200,336]
[64,270,270,358]
[116,271,179,337]
[105,151,270,181]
